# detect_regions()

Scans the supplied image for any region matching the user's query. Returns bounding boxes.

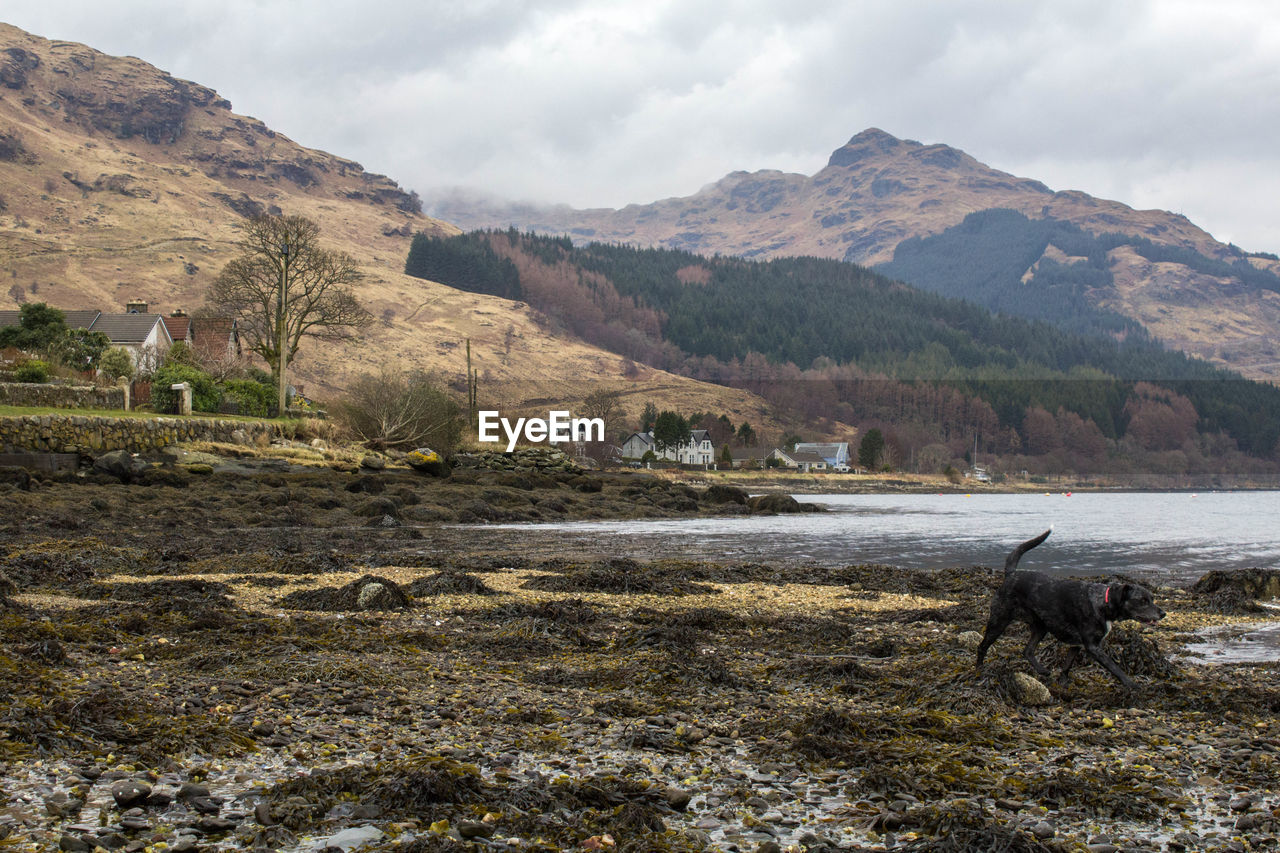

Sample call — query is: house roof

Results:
[728,446,772,460]
[623,432,655,447]
[162,316,191,342]
[790,451,828,465]
[65,310,103,330]
[187,317,241,360]
[0,308,102,330]
[89,313,170,345]
[690,429,711,444]
[191,317,237,342]
[794,442,848,455]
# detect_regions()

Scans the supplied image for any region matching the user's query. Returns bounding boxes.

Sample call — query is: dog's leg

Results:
[974,610,1013,668]
[1083,644,1136,690]
[1059,648,1080,681]
[1021,623,1052,679]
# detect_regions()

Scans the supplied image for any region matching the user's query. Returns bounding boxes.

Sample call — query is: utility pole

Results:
[277,241,291,417]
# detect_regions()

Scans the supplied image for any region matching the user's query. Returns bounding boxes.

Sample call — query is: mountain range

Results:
[3,19,1279,458]
[429,129,1280,383]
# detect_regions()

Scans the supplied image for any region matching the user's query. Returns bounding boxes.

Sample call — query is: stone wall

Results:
[0,414,278,454]
[0,381,126,410]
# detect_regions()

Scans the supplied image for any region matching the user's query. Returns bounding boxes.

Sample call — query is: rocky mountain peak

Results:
[826,127,917,168]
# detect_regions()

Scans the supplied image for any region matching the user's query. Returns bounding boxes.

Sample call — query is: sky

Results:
[4,1,1280,251]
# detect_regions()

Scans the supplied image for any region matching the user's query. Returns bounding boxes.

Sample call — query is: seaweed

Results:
[405,571,500,597]
[521,557,722,596]
[277,574,410,611]
[897,800,1069,852]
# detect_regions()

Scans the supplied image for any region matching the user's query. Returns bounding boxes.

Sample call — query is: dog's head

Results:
[1114,584,1166,625]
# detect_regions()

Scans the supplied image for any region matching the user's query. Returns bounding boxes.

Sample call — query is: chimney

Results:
[170,308,188,318]
[126,299,149,314]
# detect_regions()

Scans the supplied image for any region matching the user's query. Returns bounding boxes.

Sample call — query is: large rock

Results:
[314,825,385,852]
[703,484,748,505]
[1192,568,1280,602]
[1009,672,1053,706]
[406,448,450,478]
[93,449,149,482]
[747,493,803,513]
[357,582,399,610]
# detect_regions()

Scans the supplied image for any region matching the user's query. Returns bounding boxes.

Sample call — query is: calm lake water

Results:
[469,491,1280,587]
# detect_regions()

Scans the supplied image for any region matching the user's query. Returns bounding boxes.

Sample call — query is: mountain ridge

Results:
[427,128,1280,382]
[0,22,775,432]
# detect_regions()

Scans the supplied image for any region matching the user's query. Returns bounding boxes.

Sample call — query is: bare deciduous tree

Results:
[206,214,372,382]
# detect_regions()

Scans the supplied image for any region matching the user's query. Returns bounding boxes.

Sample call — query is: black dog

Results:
[974,529,1165,689]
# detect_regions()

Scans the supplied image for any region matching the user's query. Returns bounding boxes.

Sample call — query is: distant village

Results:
[620,429,855,473]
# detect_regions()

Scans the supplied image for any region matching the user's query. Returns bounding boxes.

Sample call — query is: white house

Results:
[770,448,829,473]
[90,311,173,369]
[620,429,716,466]
[794,442,851,470]
[620,431,656,460]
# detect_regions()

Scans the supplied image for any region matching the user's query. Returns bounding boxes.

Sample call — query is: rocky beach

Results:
[1,446,1278,853]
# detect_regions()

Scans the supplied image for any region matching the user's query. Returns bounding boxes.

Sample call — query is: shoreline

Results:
[1,454,1278,851]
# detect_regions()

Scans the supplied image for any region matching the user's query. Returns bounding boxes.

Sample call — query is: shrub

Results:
[152,364,220,413]
[221,378,274,417]
[14,360,49,383]
[164,341,201,368]
[332,365,462,451]
[50,328,111,370]
[98,348,135,382]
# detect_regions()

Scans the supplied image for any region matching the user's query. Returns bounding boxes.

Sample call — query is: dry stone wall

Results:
[0,414,277,455]
[0,381,126,410]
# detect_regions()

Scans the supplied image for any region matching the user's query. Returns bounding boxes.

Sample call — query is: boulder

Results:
[406,448,450,478]
[92,450,149,482]
[747,493,803,513]
[1009,672,1053,706]
[703,484,748,505]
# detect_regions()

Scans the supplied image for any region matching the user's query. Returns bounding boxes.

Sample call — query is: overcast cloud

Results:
[4,1,1279,251]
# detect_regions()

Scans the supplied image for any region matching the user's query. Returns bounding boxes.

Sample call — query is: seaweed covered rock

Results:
[0,466,32,490]
[406,571,499,596]
[1192,568,1280,603]
[702,484,748,505]
[277,574,410,611]
[747,493,803,514]
[521,557,718,596]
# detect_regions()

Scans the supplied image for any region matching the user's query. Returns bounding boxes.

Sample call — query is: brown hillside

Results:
[0,23,776,432]
[431,129,1280,381]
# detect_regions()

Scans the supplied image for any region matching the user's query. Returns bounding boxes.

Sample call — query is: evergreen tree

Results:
[859,429,886,471]
[652,410,691,454]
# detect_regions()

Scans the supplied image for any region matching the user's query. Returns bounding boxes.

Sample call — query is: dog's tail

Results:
[1004,528,1051,574]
